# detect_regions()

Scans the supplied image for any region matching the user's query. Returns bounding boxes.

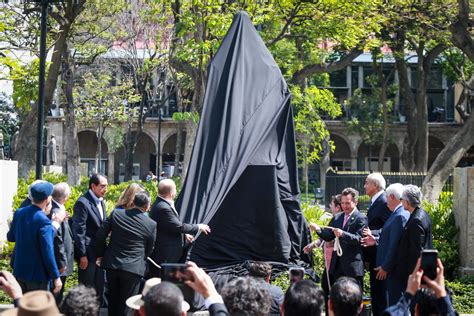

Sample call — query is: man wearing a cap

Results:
[7,181,62,294]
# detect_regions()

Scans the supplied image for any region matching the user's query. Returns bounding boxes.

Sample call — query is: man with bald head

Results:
[148,179,210,276]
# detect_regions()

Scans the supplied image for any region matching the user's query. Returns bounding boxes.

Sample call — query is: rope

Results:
[334,237,343,256]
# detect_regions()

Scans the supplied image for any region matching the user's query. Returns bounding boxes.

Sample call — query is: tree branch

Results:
[291,48,362,84]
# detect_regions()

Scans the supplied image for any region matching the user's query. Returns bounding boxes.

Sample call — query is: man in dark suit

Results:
[363,173,391,316]
[391,184,433,305]
[149,179,210,275]
[96,191,157,316]
[7,181,62,294]
[313,187,368,290]
[71,173,108,305]
[362,183,410,306]
[49,182,75,304]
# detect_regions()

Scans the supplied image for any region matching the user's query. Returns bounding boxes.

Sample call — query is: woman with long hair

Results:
[115,183,144,210]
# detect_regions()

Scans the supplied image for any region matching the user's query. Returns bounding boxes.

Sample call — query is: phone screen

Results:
[421,249,438,280]
[161,263,191,284]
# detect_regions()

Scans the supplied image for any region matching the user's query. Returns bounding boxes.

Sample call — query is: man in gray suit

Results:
[96,191,157,316]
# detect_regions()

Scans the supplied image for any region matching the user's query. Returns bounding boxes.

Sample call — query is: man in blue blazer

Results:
[362,183,410,306]
[7,181,62,294]
[314,187,368,289]
[71,173,108,305]
[363,173,392,316]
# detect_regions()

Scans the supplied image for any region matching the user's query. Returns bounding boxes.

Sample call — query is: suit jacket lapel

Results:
[158,196,179,217]
[86,192,103,225]
[343,209,358,230]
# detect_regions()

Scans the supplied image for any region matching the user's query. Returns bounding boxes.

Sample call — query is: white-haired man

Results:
[363,173,391,316]
[391,185,433,305]
[362,183,410,306]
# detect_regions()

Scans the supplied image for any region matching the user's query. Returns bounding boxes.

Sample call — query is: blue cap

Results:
[30,181,54,201]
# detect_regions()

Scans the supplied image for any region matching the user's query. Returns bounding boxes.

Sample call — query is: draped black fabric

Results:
[175,11,311,268]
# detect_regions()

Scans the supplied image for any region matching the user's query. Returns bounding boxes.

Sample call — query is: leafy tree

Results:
[74,71,141,173]
[0,93,19,157]
[293,85,341,194]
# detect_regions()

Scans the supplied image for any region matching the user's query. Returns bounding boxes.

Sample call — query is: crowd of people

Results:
[0,172,458,316]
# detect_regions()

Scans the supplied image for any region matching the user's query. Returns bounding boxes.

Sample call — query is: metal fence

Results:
[322,170,453,209]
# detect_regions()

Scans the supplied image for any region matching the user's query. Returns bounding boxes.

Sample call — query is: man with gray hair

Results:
[49,182,74,303]
[392,185,433,303]
[362,183,410,306]
[363,173,391,316]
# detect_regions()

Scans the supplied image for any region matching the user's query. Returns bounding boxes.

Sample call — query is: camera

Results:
[161,263,192,284]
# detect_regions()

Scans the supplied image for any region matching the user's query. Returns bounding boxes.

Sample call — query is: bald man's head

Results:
[158,179,177,200]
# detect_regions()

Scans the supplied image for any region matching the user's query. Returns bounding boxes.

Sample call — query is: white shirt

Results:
[371,190,384,205]
[89,189,104,220]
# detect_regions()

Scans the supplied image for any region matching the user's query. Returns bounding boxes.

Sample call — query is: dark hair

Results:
[221,277,271,316]
[60,284,99,316]
[89,173,106,189]
[331,194,342,208]
[248,261,272,278]
[283,280,324,316]
[341,188,359,202]
[133,191,150,209]
[144,282,183,316]
[330,277,362,316]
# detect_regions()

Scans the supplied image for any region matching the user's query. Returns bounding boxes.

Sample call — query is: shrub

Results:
[446,277,474,313]
[423,192,459,278]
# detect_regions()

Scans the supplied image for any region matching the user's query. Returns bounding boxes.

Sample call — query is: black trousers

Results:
[17,279,49,294]
[106,269,142,316]
[368,259,387,316]
[78,260,107,307]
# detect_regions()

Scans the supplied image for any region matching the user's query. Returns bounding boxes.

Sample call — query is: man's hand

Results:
[333,228,344,238]
[184,261,218,299]
[198,224,211,235]
[422,258,447,298]
[362,227,372,236]
[53,278,62,294]
[406,258,423,296]
[0,270,23,300]
[375,266,387,280]
[52,209,68,224]
[79,256,88,270]
[185,234,194,244]
[309,223,321,232]
[361,234,376,247]
[95,257,102,267]
[303,243,315,254]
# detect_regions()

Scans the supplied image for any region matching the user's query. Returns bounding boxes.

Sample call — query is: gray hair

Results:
[52,182,71,201]
[366,173,386,190]
[402,185,423,207]
[385,183,404,200]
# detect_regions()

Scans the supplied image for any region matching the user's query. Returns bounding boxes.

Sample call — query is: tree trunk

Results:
[181,120,197,181]
[394,54,418,171]
[174,121,183,176]
[123,126,137,181]
[61,44,81,185]
[422,113,474,202]
[378,85,389,172]
[14,22,72,177]
[414,58,429,172]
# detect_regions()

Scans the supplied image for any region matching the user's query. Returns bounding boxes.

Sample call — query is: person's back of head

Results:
[60,284,99,316]
[134,191,151,211]
[416,288,444,316]
[221,276,271,316]
[248,261,272,279]
[143,282,185,316]
[282,280,324,316]
[329,277,363,316]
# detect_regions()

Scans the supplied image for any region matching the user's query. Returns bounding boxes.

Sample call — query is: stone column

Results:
[453,167,474,276]
[108,151,115,184]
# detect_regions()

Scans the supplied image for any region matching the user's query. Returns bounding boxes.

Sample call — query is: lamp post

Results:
[156,107,162,177]
[34,0,49,180]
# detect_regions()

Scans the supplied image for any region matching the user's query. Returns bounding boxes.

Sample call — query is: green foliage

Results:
[172,111,200,124]
[0,93,19,143]
[446,277,474,313]
[293,85,342,165]
[423,192,459,279]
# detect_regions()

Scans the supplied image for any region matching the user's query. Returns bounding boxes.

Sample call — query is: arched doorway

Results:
[114,132,157,182]
[162,132,187,177]
[77,130,108,176]
[357,142,400,172]
[457,145,474,167]
[330,134,352,171]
